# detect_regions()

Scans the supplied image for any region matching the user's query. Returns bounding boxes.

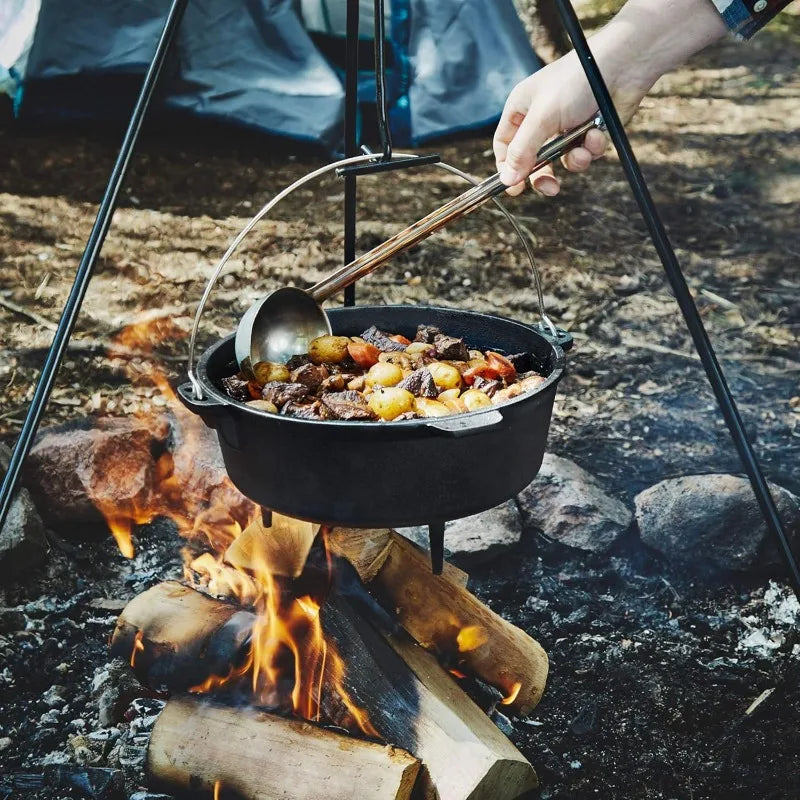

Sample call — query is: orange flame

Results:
[130,630,145,668]
[94,318,375,736]
[500,681,522,706]
[457,625,488,653]
[213,780,221,800]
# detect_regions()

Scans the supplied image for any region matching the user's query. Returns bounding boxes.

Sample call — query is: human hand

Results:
[493,37,646,197]
[493,0,728,196]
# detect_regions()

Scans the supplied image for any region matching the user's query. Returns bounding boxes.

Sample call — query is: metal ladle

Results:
[235,113,604,372]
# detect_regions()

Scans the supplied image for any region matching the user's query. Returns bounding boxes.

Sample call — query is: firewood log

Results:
[225,512,319,578]
[110,581,254,691]
[327,527,469,587]
[147,696,420,800]
[112,583,538,799]
[323,595,538,800]
[362,533,548,716]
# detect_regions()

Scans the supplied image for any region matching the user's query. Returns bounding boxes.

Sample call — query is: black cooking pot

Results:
[178,305,565,534]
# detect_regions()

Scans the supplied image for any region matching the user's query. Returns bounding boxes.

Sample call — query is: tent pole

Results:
[343,0,359,307]
[0,0,188,534]
[552,0,800,595]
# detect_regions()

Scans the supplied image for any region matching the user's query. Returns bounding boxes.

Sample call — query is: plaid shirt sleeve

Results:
[711,0,793,38]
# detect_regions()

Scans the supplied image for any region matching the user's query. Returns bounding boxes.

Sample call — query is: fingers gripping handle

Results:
[309,114,605,303]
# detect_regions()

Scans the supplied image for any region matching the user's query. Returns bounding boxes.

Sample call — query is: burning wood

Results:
[112,582,538,799]
[148,696,420,800]
[328,527,547,714]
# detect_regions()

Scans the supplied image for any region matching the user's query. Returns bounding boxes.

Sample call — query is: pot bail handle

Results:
[185,138,586,396]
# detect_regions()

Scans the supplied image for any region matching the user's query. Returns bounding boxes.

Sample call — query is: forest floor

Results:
[1,5,799,799]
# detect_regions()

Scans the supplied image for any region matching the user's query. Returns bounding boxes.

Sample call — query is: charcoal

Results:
[472,376,502,397]
[414,324,441,344]
[285,354,311,371]
[360,325,407,352]
[506,352,535,372]
[321,390,377,421]
[398,367,439,398]
[289,363,329,391]
[281,400,332,420]
[220,374,250,402]
[43,764,125,799]
[433,333,469,361]
[261,381,309,408]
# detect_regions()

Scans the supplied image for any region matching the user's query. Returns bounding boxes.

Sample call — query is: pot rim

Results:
[194,304,566,429]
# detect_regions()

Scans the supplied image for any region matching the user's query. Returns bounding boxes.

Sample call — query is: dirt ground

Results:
[1,5,799,800]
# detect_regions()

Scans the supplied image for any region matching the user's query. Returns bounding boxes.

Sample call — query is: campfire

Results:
[69,319,548,799]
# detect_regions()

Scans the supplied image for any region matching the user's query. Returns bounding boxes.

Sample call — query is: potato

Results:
[492,383,523,405]
[308,335,350,365]
[378,351,413,370]
[246,399,278,414]
[468,349,486,361]
[460,388,493,412]
[252,361,290,384]
[519,374,546,391]
[347,375,366,392]
[427,361,462,390]
[438,388,467,413]
[368,387,415,420]
[413,398,451,418]
[365,362,404,387]
[405,341,433,356]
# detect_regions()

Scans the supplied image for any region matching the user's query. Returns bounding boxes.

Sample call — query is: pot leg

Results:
[428,521,445,575]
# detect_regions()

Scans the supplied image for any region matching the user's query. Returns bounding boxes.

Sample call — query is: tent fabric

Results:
[3,0,540,149]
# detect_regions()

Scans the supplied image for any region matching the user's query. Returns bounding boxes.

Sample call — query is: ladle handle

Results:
[309,113,605,302]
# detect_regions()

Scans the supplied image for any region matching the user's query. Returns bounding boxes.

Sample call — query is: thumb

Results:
[499,110,553,187]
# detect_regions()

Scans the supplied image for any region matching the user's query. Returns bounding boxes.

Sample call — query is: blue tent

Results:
[2,0,541,149]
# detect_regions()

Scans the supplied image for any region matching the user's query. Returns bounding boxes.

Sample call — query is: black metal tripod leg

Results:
[429,521,445,575]
[343,0,359,308]
[0,0,189,532]
[553,0,800,595]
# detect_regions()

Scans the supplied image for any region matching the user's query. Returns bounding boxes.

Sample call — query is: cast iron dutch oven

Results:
[178,304,565,529]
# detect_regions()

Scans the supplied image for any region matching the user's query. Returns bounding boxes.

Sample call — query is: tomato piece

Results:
[463,363,501,386]
[486,351,517,381]
[389,334,412,345]
[347,340,381,368]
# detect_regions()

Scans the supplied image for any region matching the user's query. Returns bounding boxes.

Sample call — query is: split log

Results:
[112,582,537,799]
[225,512,319,578]
[324,596,538,800]
[110,581,253,691]
[360,532,548,716]
[147,695,420,800]
[327,527,469,588]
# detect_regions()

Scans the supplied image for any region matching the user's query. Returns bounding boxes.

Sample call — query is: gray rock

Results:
[1,444,48,577]
[635,474,800,571]
[517,453,632,552]
[397,500,523,567]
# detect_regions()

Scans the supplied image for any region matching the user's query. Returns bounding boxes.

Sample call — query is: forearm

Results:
[592,0,729,96]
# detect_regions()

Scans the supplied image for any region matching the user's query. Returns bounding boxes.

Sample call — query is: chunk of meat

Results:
[413,324,441,344]
[221,374,251,402]
[472,376,502,397]
[286,354,312,371]
[319,373,347,393]
[397,367,439,398]
[281,400,332,420]
[433,333,470,361]
[321,390,377,421]
[261,381,310,408]
[290,363,329,391]
[360,325,407,352]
